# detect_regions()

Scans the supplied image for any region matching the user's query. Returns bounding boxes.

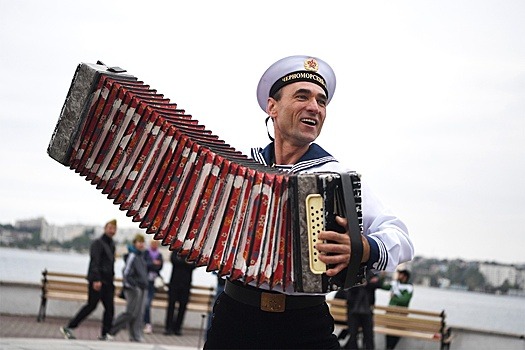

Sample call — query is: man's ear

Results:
[266,97,277,118]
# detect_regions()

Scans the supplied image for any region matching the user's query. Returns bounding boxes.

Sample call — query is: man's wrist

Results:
[360,235,371,263]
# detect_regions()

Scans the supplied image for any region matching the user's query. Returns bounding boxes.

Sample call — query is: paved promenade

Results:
[0,314,204,350]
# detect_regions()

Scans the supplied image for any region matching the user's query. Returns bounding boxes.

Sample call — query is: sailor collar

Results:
[250,142,337,174]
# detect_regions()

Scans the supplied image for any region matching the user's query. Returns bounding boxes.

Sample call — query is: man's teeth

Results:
[301,118,316,126]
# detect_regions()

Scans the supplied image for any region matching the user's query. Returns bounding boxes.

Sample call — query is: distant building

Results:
[516,269,525,290]
[41,224,87,243]
[438,277,451,288]
[479,263,519,288]
[419,276,432,287]
[15,217,47,232]
[0,227,32,244]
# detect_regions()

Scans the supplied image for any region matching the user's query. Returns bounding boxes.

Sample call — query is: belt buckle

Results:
[260,292,286,312]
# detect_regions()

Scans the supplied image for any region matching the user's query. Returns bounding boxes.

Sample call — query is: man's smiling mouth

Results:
[301,118,317,126]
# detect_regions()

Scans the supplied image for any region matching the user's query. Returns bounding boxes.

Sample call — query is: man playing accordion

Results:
[204,55,414,349]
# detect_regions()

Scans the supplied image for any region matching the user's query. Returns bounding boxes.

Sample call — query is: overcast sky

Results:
[1,0,523,265]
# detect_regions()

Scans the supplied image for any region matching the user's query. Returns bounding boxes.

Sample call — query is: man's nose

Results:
[306,98,320,113]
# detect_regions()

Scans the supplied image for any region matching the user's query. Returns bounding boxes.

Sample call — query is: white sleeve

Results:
[361,179,414,271]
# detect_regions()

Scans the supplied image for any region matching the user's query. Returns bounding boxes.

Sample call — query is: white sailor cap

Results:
[256,55,336,112]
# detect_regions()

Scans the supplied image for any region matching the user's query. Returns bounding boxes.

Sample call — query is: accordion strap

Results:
[341,172,363,289]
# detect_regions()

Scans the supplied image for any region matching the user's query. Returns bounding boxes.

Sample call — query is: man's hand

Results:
[92,281,102,291]
[316,216,350,276]
[315,216,371,277]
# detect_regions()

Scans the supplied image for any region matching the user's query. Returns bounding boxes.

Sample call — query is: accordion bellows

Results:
[48,62,363,293]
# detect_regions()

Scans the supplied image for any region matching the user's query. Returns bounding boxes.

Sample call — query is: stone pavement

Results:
[0,314,205,350]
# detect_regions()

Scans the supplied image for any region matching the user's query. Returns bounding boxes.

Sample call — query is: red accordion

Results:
[48,62,364,293]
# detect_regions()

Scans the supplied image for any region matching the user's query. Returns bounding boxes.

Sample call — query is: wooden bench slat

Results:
[375,304,444,318]
[46,292,89,300]
[375,314,444,325]
[375,317,442,332]
[374,326,442,341]
[45,281,86,288]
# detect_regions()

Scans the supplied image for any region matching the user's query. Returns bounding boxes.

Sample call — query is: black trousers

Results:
[345,313,374,349]
[68,282,114,336]
[165,287,190,332]
[204,292,340,349]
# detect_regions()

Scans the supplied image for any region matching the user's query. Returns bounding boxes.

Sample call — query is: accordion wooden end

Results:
[48,62,365,293]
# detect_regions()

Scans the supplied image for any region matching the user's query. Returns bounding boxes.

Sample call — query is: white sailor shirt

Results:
[251,143,414,273]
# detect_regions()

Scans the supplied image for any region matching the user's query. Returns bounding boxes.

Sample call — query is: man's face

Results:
[268,81,327,147]
[104,223,117,239]
[398,272,408,283]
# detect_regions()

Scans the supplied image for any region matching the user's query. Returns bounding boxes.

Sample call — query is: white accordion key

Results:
[306,194,326,274]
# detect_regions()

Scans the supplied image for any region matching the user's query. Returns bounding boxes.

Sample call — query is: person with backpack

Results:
[107,233,149,342]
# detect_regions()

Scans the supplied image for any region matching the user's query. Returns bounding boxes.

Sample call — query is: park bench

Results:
[36,269,215,323]
[326,297,453,350]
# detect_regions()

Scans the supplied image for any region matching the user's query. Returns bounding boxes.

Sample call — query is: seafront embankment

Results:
[1,281,524,350]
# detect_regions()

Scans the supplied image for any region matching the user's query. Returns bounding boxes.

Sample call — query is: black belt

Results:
[224,280,325,313]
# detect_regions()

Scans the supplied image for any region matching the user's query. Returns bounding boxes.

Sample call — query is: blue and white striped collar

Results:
[250,142,338,174]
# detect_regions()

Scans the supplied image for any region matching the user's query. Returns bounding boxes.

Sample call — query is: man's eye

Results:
[318,99,327,107]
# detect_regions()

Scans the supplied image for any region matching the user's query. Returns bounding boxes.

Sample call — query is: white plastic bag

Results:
[154,275,165,289]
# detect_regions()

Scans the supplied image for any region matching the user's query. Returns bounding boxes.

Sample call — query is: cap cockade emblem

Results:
[303,58,319,72]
